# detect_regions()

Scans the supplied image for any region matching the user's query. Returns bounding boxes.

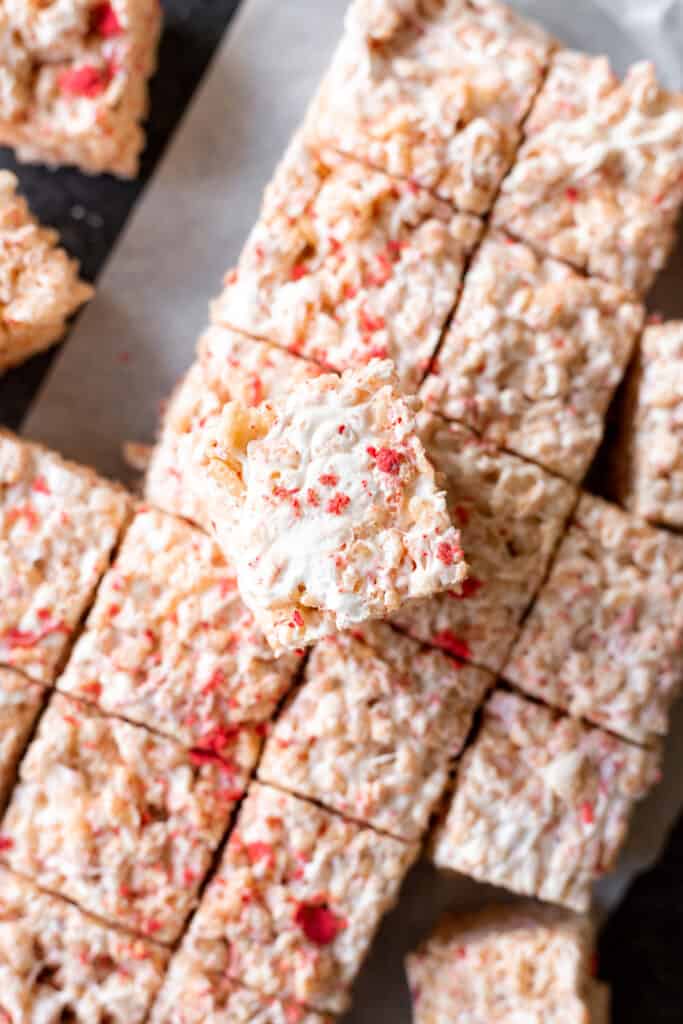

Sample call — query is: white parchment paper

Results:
[21,1,683,1018]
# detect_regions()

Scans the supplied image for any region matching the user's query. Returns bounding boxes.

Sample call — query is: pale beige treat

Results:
[0,667,43,810]
[258,622,491,839]
[0,0,161,177]
[432,690,660,911]
[0,429,131,683]
[421,233,644,482]
[494,53,683,294]
[405,902,600,1024]
[304,0,553,215]
[505,493,683,746]
[212,139,481,393]
[198,359,468,654]
[0,693,260,943]
[0,866,168,1023]
[392,415,576,672]
[185,782,418,1012]
[59,506,301,744]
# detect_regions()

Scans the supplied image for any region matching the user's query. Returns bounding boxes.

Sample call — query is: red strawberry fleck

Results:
[290,264,309,281]
[432,630,471,661]
[359,309,386,334]
[580,801,595,826]
[565,187,579,202]
[0,836,13,852]
[374,448,403,475]
[197,725,239,755]
[319,473,338,487]
[436,541,460,566]
[188,748,236,775]
[294,902,347,945]
[91,2,122,36]
[306,488,320,507]
[453,577,484,600]
[31,475,50,495]
[292,609,304,628]
[246,841,275,867]
[58,64,111,98]
[327,493,350,515]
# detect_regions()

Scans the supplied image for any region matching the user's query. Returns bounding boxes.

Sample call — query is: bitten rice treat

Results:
[258,623,491,839]
[211,140,481,393]
[58,507,301,745]
[432,690,660,911]
[0,866,169,1023]
[183,782,418,1012]
[0,429,131,683]
[198,359,469,653]
[0,693,260,942]
[505,494,683,746]
[405,903,605,1024]
[0,667,43,811]
[420,233,644,482]
[494,54,683,294]
[392,416,576,672]
[304,0,553,214]
[0,0,162,177]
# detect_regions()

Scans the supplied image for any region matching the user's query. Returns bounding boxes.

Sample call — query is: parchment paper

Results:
[21,1,683,1018]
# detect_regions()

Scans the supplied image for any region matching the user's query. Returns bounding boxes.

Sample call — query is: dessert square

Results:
[431,690,660,911]
[304,0,553,214]
[0,667,44,811]
[258,622,491,839]
[493,54,683,294]
[0,693,260,943]
[184,782,418,1012]
[505,493,683,746]
[0,429,131,683]
[420,233,644,482]
[0,866,169,1024]
[392,416,576,672]
[0,0,162,177]
[198,360,468,654]
[58,506,302,745]
[211,139,481,393]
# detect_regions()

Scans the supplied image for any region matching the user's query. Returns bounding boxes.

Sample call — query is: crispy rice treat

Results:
[405,903,600,1024]
[258,623,490,839]
[0,667,43,811]
[304,0,553,214]
[494,54,683,294]
[432,691,660,911]
[211,140,481,393]
[184,782,418,1012]
[0,693,260,943]
[198,360,468,653]
[420,233,644,482]
[0,0,162,177]
[392,416,576,672]
[505,494,683,746]
[0,866,169,1024]
[0,430,131,683]
[59,507,301,745]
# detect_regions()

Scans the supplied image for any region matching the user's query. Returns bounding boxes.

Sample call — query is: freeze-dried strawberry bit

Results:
[436,541,461,566]
[0,835,14,851]
[326,492,350,516]
[92,2,122,37]
[432,630,472,662]
[294,902,347,946]
[373,447,403,475]
[58,64,112,99]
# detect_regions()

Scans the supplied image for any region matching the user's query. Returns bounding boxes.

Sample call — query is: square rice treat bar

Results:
[0,429,131,683]
[0,693,260,943]
[304,0,553,215]
[405,902,600,1024]
[0,171,92,373]
[392,415,576,672]
[258,622,491,839]
[420,233,644,482]
[0,0,162,177]
[183,782,418,1012]
[432,690,660,911]
[59,506,301,744]
[494,54,683,294]
[0,667,44,811]
[505,493,683,746]
[198,359,468,654]
[211,139,481,393]
[0,866,169,1023]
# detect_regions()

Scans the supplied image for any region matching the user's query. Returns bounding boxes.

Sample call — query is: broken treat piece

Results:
[405,902,604,1024]
[198,359,468,653]
[432,690,659,911]
[0,667,44,811]
[0,0,162,176]
[505,493,683,746]
[420,233,644,482]
[59,506,301,745]
[0,429,131,684]
[0,866,169,1023]
[183,782,418,1012]
[304,0,553,214]
[392,416,576,673]
[258,622,491,839]
[211,139,481,393]
[0,693,260,943]
[494,54,683,294]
